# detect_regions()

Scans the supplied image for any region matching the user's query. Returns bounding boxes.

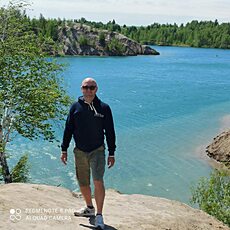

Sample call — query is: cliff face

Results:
[57,24,159,56]
[206,130,230,169]
[0,183,229,230]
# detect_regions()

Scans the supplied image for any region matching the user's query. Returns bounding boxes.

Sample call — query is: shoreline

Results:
[194,114,230,171]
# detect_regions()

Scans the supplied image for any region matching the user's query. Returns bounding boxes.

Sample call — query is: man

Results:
[61,77,116,229]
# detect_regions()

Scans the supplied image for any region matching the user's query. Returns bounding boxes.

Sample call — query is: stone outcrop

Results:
[206,130,230,169]
[57,23,159,56]
[0,183,229,230]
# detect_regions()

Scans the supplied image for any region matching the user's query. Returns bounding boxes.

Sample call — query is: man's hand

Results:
[61,152,67,165]
[107,156,115,168]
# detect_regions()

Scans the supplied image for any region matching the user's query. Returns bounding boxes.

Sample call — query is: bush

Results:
[99,32,106,46]
[78,35,89,46]
[0,154,30,183]
[106,38,126,55]
[11,154,30,183]
[190,169,230,227]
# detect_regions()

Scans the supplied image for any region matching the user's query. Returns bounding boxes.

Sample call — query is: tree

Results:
[10,154,30,182]
[106,38,126,55]
[99,32,106,47]
[78,35,89,46]
[0,2,70,183]
[25,15,230,51]
[190,170,230,227]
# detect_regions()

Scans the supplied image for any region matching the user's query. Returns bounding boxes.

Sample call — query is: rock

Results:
[0,183,229,230]
[142,45,157,54]
[206,130,230,169]
[57,23,159,56]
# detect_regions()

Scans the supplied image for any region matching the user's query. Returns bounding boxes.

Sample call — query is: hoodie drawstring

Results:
[84,101,98,115]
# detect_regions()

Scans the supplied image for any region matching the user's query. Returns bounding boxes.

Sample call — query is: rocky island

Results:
[54,23,159,56]
[0,183,229,230]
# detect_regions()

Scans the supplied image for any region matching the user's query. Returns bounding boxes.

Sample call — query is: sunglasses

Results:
[82,85,97,90]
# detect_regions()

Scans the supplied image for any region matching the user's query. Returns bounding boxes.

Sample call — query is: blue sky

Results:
[1,0,230,25]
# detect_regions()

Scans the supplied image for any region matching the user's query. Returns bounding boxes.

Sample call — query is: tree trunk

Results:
[0,123,12,183]
[0,151,12,183]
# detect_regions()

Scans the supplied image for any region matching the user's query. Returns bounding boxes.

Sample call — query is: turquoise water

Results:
[8,46,230,204]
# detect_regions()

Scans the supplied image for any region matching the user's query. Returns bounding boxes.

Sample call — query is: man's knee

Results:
[78,179,90,187]
[80,185,91,190]
[93,179,104,188]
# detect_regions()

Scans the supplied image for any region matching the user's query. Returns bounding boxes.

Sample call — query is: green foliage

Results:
[31,14,59,42]
[69,19,230,49]
[106,20,121,32]
[106,38,126,55]
[99,32,106,46]
[190,170,230,227]
[0,1,71,183]
[0,153,30,183]
[16,14,230,50]
[11,154,30,182]
[78,35,89,46]
[0,2,71,143]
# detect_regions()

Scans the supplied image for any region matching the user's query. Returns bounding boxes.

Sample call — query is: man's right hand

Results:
[60,152,67,165]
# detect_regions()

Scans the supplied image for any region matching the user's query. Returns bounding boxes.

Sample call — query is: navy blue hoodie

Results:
[61,95,116,156]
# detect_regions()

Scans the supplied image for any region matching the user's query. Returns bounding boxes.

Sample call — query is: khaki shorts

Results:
[73,145,105,186]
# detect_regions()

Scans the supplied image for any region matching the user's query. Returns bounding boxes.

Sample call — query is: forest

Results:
[29,15,230,49]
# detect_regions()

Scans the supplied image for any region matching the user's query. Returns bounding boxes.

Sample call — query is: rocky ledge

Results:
[206,130,230,169]
[0,183,229,230]
[55,23,159,56]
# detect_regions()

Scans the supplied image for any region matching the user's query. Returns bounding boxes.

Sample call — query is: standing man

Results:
[61,77,116,229]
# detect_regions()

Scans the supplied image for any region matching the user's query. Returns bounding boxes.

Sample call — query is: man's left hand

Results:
[107,156,115,168]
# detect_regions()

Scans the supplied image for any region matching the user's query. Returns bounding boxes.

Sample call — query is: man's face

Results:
[81,80,98,98]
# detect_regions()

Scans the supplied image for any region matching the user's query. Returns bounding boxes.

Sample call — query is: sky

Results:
[1,0,230,26]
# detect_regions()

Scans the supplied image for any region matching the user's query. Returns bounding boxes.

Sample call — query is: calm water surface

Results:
[9,46,230,204]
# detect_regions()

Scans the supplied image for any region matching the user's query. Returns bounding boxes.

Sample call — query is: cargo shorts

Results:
[73,145,106,187]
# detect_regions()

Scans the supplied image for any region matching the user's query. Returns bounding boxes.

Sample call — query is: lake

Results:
[8,46,230,204]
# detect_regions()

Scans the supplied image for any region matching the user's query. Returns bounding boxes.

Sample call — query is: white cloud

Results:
[1,0,230,25]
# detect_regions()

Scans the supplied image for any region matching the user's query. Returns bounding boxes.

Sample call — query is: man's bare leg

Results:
[94,180,105,214]
[80,185,93,207]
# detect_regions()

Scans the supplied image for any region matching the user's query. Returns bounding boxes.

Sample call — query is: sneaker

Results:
[95,214,105,229]
[74,207,95,217]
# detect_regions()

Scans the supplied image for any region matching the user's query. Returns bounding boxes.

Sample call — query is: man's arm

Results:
[60,106,74,164]
[104,105,116,168]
